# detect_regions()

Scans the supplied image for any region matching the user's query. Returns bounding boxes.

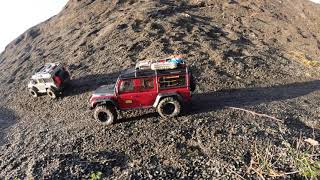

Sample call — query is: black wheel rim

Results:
[162,103,175,115]
[30,91,36,96]
[48,92,54,97]
[98,112,109,122]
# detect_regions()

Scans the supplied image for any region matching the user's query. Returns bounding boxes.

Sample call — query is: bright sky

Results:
[0,0,68,52]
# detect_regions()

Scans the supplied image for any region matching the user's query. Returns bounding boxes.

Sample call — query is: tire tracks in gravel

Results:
[1,78,320,178]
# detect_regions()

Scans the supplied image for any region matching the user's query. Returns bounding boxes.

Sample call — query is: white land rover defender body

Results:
[27,63,70,99]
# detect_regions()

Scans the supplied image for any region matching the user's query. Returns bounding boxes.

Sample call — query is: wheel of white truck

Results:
[157,97,181,118]
[94,106,117,126]
[47,88,57,99]
[29,88,38,98]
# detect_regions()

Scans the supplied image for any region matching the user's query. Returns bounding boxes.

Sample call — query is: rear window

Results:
[159,75,186,89]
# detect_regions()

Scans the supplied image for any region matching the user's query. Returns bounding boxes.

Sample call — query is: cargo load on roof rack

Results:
[151,62,177,70]
[135,55,185,70]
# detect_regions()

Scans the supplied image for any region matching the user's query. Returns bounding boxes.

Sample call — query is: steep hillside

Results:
[0,0,320,179]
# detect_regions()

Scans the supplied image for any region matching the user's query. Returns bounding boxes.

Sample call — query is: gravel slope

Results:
[0,0,320,179]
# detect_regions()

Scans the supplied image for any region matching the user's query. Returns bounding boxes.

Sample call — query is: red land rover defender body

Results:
[89,58,195,125]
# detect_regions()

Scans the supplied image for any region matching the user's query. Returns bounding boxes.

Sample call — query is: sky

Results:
[0,0,319,53]
[0,0,68,52]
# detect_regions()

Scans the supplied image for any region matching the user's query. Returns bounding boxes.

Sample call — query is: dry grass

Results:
[289,137,320,179]
[248,137,320,179]
[89,171,103,180]
[288,51,320,67]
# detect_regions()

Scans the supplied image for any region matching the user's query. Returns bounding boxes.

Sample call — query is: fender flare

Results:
[94,98,118,109]
[29,86,39,92]
[153,92,183,108]
[48,86,58,92]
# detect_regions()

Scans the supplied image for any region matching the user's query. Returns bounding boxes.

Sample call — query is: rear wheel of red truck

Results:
[157,97,181,118]
[94,106,117,125]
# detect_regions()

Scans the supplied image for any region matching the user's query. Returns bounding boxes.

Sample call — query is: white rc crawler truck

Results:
[27,63,70,99]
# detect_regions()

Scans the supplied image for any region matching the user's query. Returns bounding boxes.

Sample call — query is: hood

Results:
[27,79,36,88]
[93,84,115,96]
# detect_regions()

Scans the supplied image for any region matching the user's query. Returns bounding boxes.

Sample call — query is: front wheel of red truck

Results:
[157,97,181,118]
[94,106,117,125]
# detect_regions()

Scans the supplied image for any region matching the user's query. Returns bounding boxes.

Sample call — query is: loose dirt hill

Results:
[0,0,320,179]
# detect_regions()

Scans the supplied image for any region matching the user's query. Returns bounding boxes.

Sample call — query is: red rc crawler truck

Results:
[89,57,195,125]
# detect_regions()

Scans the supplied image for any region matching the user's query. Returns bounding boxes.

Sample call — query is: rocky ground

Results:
[0,0,320,179]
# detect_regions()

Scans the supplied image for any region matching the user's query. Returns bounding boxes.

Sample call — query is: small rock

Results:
[181,13,191,18]
[304,138,319,146]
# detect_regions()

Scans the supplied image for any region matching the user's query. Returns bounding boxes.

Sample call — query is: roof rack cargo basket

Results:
[151,62,177,70]
[135,55,185,70]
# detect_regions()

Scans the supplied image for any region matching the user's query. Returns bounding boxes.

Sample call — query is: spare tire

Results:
[189,72,196,92]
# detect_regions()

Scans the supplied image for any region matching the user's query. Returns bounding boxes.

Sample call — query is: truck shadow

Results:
[117,80,320,139]
[190,80,320,114]
[188,80,320,140]
[0,107,18,146]
[64,71,120,97]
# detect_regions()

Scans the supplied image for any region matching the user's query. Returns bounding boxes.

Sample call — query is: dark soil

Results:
[0,0,320,179]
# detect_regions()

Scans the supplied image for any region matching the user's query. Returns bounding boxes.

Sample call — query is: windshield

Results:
[30,80,37,84]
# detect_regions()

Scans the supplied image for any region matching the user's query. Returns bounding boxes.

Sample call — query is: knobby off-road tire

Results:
[47,88,57,99]
[157,97,181,118]
[29,88,38,98]
[94,106,117,126]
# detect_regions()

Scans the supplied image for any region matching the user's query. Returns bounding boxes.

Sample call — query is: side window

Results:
[159,75,186,89]
[140,78,154,91]
[43,78,52,83]
[119,80,134,93]
[37,79,44,84]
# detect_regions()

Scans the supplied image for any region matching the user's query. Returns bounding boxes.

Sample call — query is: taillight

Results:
[53,76,62,87]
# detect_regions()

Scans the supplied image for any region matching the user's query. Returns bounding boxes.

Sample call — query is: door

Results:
[36,79,46,93]
[136,78,157,107]
[117,79,140,110]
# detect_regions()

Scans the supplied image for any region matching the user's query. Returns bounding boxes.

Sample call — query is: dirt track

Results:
[1,76,319,179]
[0,0,320,179]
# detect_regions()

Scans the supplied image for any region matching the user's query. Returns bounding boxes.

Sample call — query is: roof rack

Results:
[119,66,187,80]
[36,63,57,74]
[31,62,62,79]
